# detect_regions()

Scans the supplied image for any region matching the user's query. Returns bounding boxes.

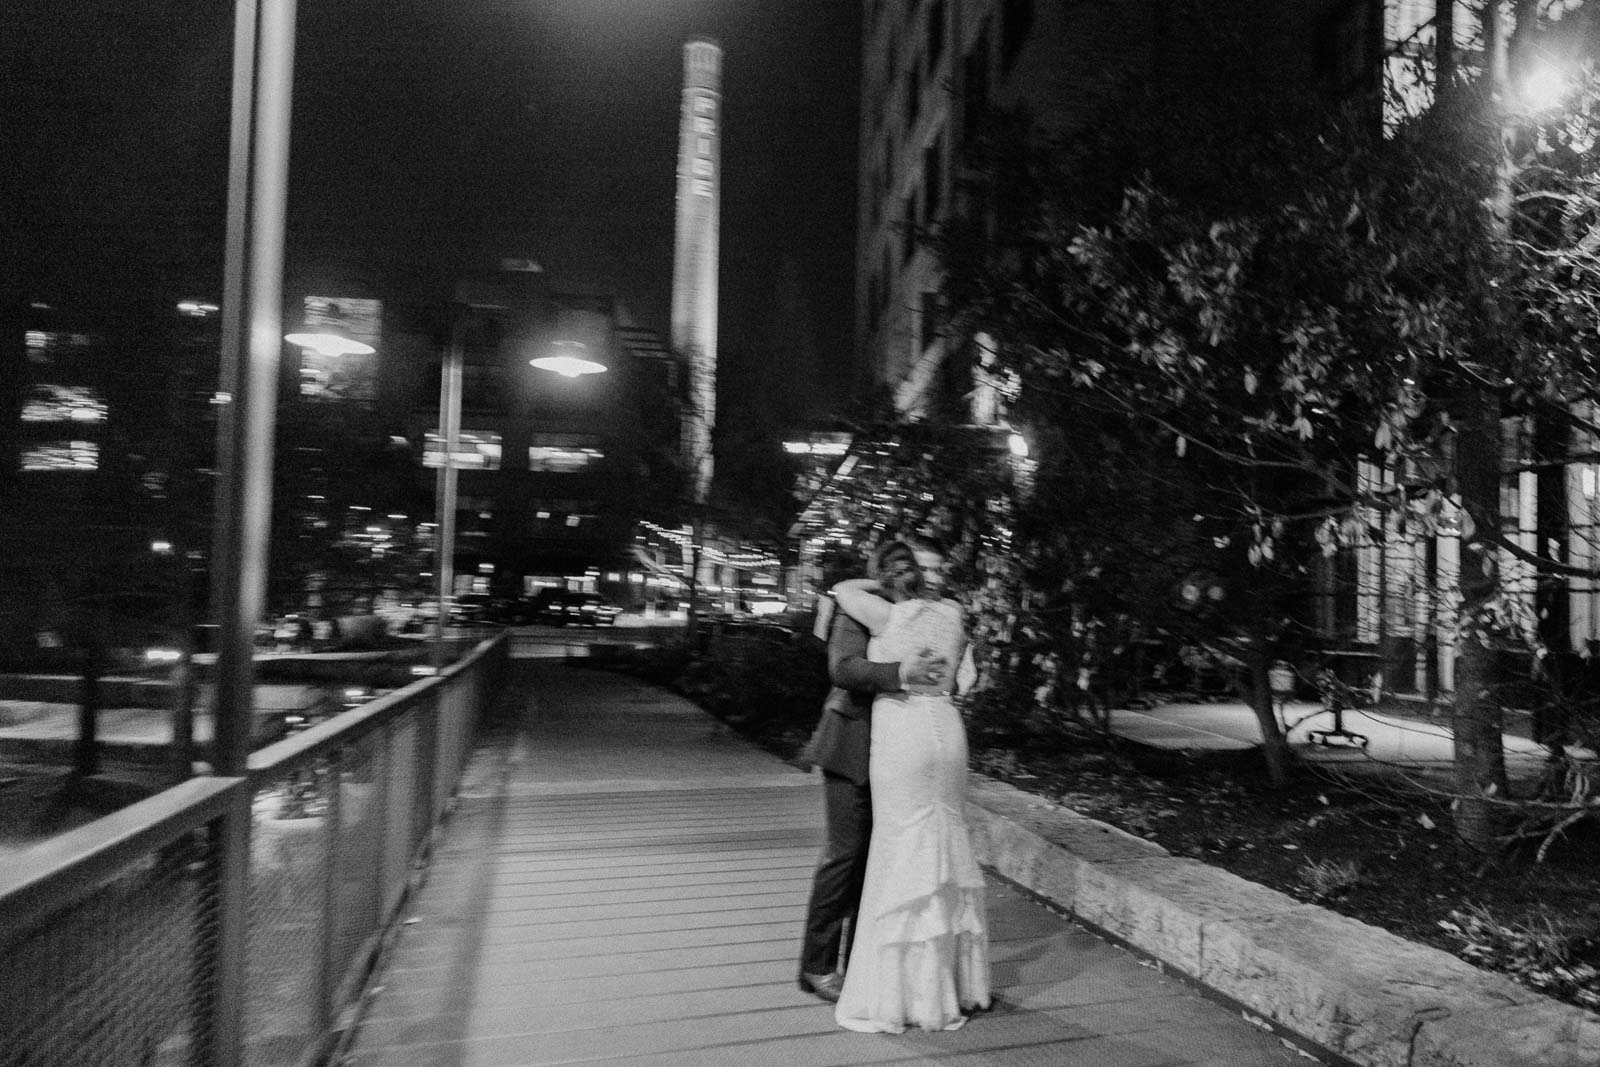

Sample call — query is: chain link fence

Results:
[0,632,509,1067]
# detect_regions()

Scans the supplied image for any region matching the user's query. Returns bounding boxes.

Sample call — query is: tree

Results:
[930,7,1600,832]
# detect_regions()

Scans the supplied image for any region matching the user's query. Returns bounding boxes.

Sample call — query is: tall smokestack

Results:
[671,37,721,506]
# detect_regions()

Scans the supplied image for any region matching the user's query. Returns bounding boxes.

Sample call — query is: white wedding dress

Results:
[835,597,991,1033]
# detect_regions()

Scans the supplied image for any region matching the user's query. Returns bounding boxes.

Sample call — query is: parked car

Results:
[485,595,537,625]
[452,594,494,625]
[529,591,622,627]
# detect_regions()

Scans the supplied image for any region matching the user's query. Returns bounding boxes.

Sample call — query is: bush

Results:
[684,628,829,734]
[1438,904,1600,1010]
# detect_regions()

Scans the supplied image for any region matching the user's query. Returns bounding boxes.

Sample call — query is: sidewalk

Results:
[1106,698,1593,791]
[339,661,1309,1066]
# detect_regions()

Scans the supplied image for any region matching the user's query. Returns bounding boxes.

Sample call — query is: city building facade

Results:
[386,271,683,607]
[854,0,1359,419]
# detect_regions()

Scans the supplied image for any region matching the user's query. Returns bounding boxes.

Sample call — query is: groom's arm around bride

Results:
[797,545,946,1003]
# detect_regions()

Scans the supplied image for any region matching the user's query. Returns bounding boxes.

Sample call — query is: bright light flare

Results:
[285,330,375,356]
[1520,63,1571,112]
[531,340,607,378]
[145,647,182,664]
[1007,432,1030,458]
[530,354,608,378]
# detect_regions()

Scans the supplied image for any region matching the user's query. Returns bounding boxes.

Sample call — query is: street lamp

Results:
[285,320,376,356]
[530,339,606,378]
[431,314,607,655]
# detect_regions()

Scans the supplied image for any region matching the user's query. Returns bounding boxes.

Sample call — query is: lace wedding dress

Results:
[835,597,991,1032]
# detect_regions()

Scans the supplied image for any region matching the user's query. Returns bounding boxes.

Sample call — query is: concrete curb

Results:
[965,774,1600,1067]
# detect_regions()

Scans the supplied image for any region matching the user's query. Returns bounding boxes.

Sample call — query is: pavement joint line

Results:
[483,893,808,917]
[483,870,812,883]
[502,778,815,794]
[477,907,806,930]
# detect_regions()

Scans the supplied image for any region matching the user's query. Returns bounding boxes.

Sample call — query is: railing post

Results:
[201,781,252,1067]
[318,754,343,1043]
[416,686,440,865]
[373,720,392,922]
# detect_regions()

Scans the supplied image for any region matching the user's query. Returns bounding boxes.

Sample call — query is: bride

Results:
[828,537,991,1032]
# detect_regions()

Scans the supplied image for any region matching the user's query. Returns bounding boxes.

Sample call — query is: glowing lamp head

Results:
[285,322,375,357]
[530,340,607,378]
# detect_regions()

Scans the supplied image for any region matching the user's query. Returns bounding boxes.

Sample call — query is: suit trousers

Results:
[799,769,873,976]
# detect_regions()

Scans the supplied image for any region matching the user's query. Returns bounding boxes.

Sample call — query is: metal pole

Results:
[213,0,296,777]
[433,308,465,660]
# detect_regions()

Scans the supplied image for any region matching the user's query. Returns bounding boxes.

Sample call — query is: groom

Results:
[797,540,948,1002]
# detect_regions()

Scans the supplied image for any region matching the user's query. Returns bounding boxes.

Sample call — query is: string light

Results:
[637,520,781,569]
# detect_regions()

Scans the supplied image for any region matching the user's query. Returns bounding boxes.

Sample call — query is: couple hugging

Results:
[797,536,991,1033]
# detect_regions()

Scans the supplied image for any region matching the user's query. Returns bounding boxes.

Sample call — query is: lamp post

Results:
[430,311,606,659]
[208,0,298,1061]
[212,0,297,782]
[432,306,466,657]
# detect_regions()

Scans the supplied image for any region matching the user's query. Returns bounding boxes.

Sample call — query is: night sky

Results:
[7,0,862,419]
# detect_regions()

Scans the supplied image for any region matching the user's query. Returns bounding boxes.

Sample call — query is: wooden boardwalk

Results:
[340,662,1311,1066]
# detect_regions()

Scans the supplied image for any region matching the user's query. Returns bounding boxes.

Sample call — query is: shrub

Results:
[1438,904,1600,1010]
[1297,858,1361,902]
[695,629,827,728]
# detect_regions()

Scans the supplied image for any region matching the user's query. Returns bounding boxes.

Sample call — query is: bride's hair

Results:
[869,535,950,598]
[868,540,916,581]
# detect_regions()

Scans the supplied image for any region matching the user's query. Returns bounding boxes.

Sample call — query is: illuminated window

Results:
[527,446,604,473]
[529,434,603,473]
[1379,0,1486,130]
[22,440,99,471]
[693,157,713,177]
[22,384,107,423]
[422,430,502,469]
[23,330,92,365]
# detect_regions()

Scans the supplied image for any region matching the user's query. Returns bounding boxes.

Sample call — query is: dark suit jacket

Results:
[802,607,902,786]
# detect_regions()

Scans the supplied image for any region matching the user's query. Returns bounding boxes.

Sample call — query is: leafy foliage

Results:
[920,32,1600,816]
[1439,903,1600,1010]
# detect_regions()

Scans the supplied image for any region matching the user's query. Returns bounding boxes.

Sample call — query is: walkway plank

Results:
[339,663,1310,1066]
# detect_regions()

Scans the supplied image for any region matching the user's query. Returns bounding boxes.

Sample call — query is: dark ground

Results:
[9,667,1599,1015]
[742,714,1600,1015]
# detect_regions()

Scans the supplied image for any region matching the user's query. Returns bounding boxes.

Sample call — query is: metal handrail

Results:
[0,776,246,945]
[248,635,495,777]
[0,631,509,1067]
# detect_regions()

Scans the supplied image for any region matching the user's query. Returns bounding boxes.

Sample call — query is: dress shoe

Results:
[798,971,845,1003]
